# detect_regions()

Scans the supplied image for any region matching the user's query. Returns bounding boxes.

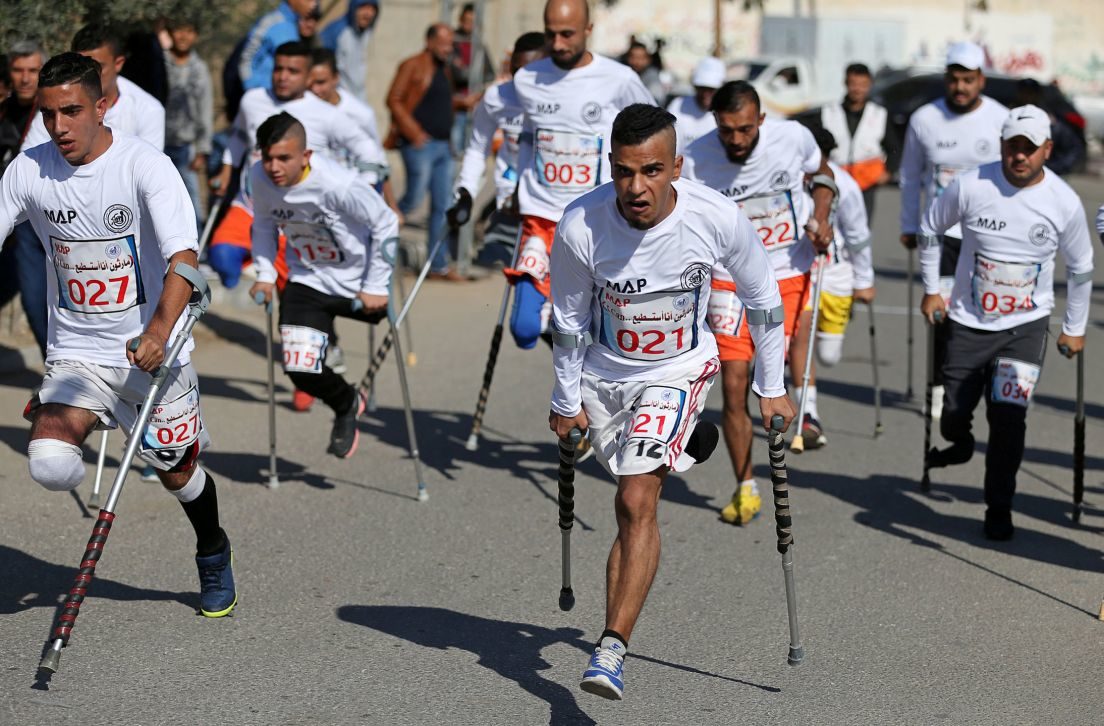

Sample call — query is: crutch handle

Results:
[563,428,583,446]
[253,291,266,305]
[351,299,363,313]
[1058,344,1072,358]
[771,414,785,433]
[932,310,944,324]
[126,337,141,353]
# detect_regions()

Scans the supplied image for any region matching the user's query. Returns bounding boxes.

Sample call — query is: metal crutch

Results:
[1058,344,1085,523]
[906,249,915,400]
[868,302,883,437]
[920,310,943,492]
[768,414,804,666]
[253,291,279,490]
[365,326,378,412]
[39,263,211,675]
[466,225,525,452]
[791,254,827,453]
[393,265,417,367]
[557,428,583,611]
[87,430,109,509]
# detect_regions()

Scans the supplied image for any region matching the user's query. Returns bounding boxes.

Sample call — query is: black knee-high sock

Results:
[180,472,226,557]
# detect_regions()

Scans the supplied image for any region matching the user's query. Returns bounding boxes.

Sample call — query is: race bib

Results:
[141,386,202,452]
[284,223,345,266]
[52,235,145,315]
[991,358,1040,408]
[972,254,1039,317]
[628,385,686,445]
[707,289,744,337]
[599,287,699,362]
[534,128,602,190]
[514,235,550,280]
[738,191,798,252]
[280,325,329,374]
[934,164,970,197]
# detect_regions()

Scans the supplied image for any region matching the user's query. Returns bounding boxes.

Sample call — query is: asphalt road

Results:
[0,181,1101,726]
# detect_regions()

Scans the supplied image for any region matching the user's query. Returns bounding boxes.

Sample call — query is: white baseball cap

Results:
[945,41,985,70]
[691,57,726,90]
[1002,105,1051,145]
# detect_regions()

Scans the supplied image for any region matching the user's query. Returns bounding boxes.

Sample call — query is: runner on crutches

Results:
[247,112,398,460]
[8,53,236,674]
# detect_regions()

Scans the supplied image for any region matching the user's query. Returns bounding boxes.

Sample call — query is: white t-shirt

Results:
[666,95,716,155]
[225,88,388,198]
[919,162,1094,335]
[821,161,874,297]
[681,120,822,283]
[456,80,525,210]
[0,133,198,367]
[335,88,380,143]
[23,76,166,152]
[514,54,655,223]
[550,178,786,416]
[899,95,1008,238]
[251,154,398,299]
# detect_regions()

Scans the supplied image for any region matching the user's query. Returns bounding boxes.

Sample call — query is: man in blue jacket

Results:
[321,0,379,102]
[239,1,317,93]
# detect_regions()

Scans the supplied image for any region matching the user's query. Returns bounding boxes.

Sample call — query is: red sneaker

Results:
[292,389,315,412]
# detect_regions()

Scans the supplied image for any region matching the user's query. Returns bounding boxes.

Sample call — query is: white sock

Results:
[804,386,819,419]
[739,478,759,495]
[170,466,207,503]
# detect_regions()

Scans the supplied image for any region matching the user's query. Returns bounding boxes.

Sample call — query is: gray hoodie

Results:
[163,49,214,155]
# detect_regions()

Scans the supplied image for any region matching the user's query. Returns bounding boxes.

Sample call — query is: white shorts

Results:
[33,360,211,471]
[581,357,719,477]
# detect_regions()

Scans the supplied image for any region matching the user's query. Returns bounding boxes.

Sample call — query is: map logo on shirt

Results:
[769,171,790,191]
[680,262,710,289]
[581,102,602,124]
[104,204,133,233]
[1029,223,1053,246]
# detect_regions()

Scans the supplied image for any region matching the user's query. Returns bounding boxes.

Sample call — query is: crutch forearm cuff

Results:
[1069,269,1094,284]
[847,237,871,252]
[551,328,593,349]
[811,174,838,198]
[918,233,940,249]
[746,304,786,325]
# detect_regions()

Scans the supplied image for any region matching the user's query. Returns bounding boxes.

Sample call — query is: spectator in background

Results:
[1016,78,1086,176]
[298,2,323,48]
[164,17,214,234]
[0,40,47,356]
[321,0,379,102]
[623,40,663,103]
[385,23,464,281]
[666,56,724,154]
[238,0,316,93]
[451,2,494,155]
[820,63,891,219]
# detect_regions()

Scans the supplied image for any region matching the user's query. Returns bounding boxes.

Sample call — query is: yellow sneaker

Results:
[720,481,761,525]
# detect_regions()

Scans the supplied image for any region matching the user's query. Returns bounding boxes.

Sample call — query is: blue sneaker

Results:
[580,643,625,700]
[195,537,237,617]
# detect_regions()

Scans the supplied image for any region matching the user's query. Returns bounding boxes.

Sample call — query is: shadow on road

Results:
[793,468,1103,615]
[337,605,778,725]
[198,310,269,359]
[0,544,194,616]
[201,450,335,490]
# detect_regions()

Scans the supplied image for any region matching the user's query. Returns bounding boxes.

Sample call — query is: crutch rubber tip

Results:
[790,435,805,454]
[920,473,931,492]
[559,587,575,612]
[266,476,280,490]
[417,486,429,503]
[874,424,884,438]
[787,645,805,667]
[407,352,417,366]
[1072,505,1081,524]
[38,649,61,675]
[464,433,479,452]
[366,396,378,413]
[1097,600,1104,622]
[88,494,101,509]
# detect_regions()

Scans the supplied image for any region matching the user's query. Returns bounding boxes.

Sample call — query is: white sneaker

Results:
[930,385,945,422]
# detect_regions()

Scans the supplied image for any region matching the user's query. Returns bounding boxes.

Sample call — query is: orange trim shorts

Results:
[210,204,290,290]
[504,214,556,298]
[715,272,811,363]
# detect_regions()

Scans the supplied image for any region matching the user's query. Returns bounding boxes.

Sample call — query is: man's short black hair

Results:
[426,22,450,41]
[845,63,872,78]
[274,41,312,60]
[514,32,546,55]
[39,52,103,100]
[611,103,676,147]
[71,23,123,57]
[808,125,837,159]
[257,112,307,151]
[461,2,475,14]
[711,80,760,114]
[311,48,338,75]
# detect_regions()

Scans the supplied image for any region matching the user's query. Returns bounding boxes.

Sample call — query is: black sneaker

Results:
[327,387,365,459]
[984,507,1014,541]
[926,440,974,469]
[686,421,719,463]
